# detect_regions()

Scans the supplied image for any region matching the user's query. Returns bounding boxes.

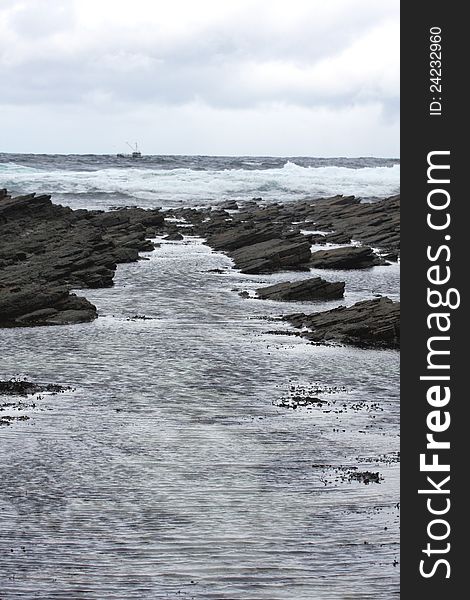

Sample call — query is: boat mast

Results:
[126,141,139,152]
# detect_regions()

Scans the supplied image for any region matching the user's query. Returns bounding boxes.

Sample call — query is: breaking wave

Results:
[0,158,400,210]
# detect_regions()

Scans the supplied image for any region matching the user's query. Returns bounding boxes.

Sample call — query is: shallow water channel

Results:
[0,237,399,599]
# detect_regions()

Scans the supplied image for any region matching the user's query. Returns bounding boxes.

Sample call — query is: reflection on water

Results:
[0,239,399,599]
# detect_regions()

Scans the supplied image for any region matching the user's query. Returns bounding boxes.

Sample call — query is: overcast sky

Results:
[0,0,399,156]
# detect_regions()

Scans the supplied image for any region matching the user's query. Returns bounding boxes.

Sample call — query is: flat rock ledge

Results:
[256,277,345,302]
[284,297,400,349]
[206,224,312,274]
[309,246,386,270]
[0,189,164,327]
[1,189,400,328]
[166,193,400,274]
[0,379,72,396]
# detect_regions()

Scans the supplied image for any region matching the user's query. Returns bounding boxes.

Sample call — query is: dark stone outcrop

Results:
[1,286,97,326]
[0,190,164,327]
[219,200,239,210]
[0,379,72,396]
[309,246,386,269]
[323,231,352,245]
[166,194,400,273]
[163,232,184,241]
[284,297,400,348]
[166,208,312,274]
[256,277,345,301]
[230,237,312,274]
[1,188,400,330]
[298,194,400,256]
[196,217,312,274]
[207,224,283,252]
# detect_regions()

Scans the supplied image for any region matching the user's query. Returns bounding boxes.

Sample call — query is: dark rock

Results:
[0,285,70,320]
[303,194,400,255]
[0,379,72,396]
[1,187,399,328]
[207,224,283,252]
[321,466,384,485]
[126,314,155,321]
[174,194,400,269]
[90,211,130,228]
[1,415,30,426]
[309,246,385,269]
[108,204,139,211]
[256,277,345,301]
[277,396,328,409]
[230,238,311,274]
[307,234,328,245]
[120,233,155,251]
[163,232,184,241]
[15,307,59,322]
[348,470,383,485]
[71,265,116,288]
[323,231,352,244]
[42,308,97,325]
[284,297,400,348]
[219,200,239,210]
[0,190,164,328]
[0,284,98,327]
[112,247,140,264]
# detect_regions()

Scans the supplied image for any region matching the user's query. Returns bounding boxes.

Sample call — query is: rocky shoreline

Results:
[256,277,345,302]
[0,188,400,347]
[284,297,400,349]
[0,188,164,327]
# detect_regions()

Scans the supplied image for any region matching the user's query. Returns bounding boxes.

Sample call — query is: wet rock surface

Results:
[230,237,312,274]
[309,246,386,269]
[319,466,384,486]
[1,189,399,338]
[0,379,73,427]
[284,297,400,349]
[0,379,72,396]
[256,277,345,301]
[0,190,164,327]
[0,414,30,426]
[299,194,400,255]
[167,193,400,272]
[163,232,184,241]
[274,383,387,414]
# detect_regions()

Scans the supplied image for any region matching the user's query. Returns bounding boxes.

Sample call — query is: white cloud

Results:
[1,101,399,157]
[0,0,399,155]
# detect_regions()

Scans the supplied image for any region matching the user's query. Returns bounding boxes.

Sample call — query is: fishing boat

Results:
[117,142,142,159]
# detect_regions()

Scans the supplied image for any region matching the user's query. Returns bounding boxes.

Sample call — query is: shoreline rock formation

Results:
[0,379,72,396]
[284,297,400,349]
[309,246,386,269]
[1,189,400,347]
[168,193,400,268]
[256,277,345,301]
[0,189,164,327]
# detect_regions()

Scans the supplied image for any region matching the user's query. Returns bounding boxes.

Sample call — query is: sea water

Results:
[0,154,399,209]
[0,155,399,599]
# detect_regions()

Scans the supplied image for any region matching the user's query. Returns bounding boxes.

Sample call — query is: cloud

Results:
[0,0,399,154]
[5,0,75,39]
[1,100,399,157]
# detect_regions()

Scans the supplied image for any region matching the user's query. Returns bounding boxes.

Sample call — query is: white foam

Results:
[1,161,400,209]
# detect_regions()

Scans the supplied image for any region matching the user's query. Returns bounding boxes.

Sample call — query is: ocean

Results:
[0,154,400,210]
[0,154,400,599]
